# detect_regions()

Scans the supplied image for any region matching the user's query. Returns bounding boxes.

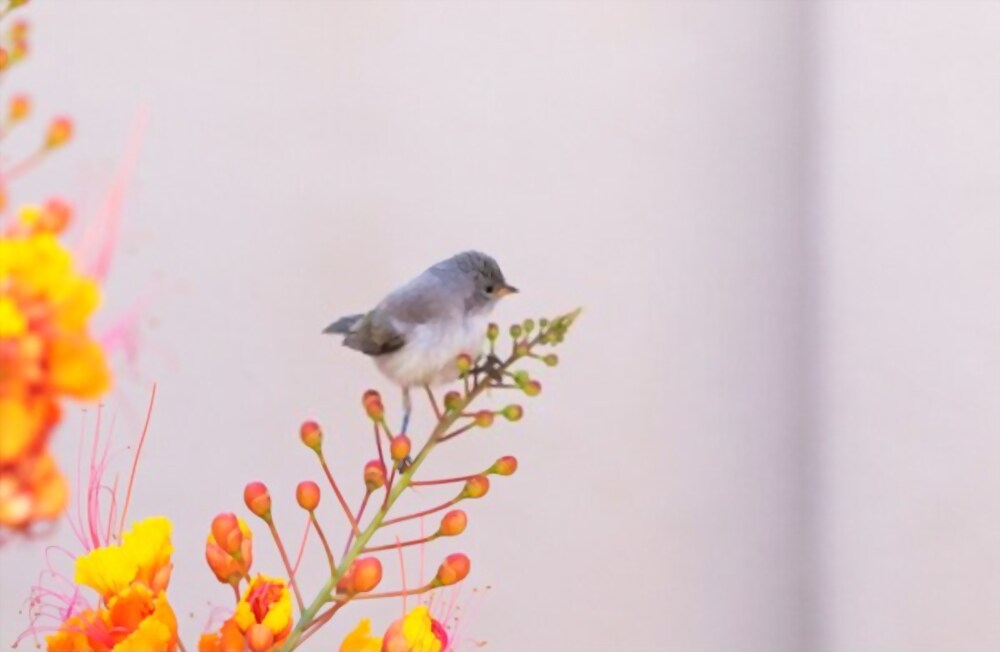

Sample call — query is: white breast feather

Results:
[375,312,490,388]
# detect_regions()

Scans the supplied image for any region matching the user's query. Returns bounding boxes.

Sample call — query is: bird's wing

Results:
[343,312,407,356]
[344,273,458,356]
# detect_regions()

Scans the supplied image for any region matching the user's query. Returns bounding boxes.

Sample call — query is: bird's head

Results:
[453,250,518,310]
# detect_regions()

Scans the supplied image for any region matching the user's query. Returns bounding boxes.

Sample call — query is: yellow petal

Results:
[0,296,26,337]
[340,618,383,652]
[75,544,138,600]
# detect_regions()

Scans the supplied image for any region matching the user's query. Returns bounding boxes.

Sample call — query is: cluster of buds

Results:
[196,309,579,651]
[205,512,253,587]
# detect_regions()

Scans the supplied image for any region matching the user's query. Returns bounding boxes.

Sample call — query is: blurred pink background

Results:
[1,1,998,650]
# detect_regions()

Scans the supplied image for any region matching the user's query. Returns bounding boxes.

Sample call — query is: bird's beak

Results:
[496,284,519,298]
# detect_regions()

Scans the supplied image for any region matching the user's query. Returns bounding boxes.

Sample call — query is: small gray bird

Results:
[323,251,518,433]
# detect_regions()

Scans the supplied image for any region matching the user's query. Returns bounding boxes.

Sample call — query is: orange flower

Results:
[199,575,292,652]
[46,584,178,652]
[0,207,111,531]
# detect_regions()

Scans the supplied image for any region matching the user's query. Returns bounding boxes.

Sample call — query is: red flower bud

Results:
[246,624,274,652]
[364,459,386,492]
[211,513,243,555]
[455,353,472,373]
[296,480,320,511]
[438,510,467,537]
[45,116,73,149]
[299,420,322,451]
[362,390,384,421]
[435,553,471,586]
[490,456,518,476]
[243,481,272,520]
[461,475,490,500]
[390,435,411,463]
[474,410,494,428]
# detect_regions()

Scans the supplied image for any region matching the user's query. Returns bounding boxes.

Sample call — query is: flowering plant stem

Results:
[281,332,537,651]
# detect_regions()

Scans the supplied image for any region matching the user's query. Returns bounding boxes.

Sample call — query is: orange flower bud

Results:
[205,515,253,585]
[45,116,73,149]
[438,510,467,537]
[246,623,274,652]
[295,480,320,511]
[211,513,243,555]
[455,353,472,373]
[337,557,383,595]
[364,459,386,492]
[42,197,71,233]
[443,391,463,412]
[435,553,470,586]
[523,380,542,397]
[474,410,494,428]
[352,557,383,593]
[11,19,28,40]
[243,481,272,520]
[390,434,411,463]
[0,48,8,71]
[501,405,523,422]
[299,420,322,451]
[490,455,518,476]
[8,94,29,122]
[461,475,490,500]
[362,389,384,421]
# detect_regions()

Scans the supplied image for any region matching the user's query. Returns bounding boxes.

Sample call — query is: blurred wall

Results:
[0,2,997,651]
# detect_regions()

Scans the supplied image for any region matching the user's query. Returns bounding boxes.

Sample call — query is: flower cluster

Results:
[193,309,580,652]
[0,4,115,534]
[46,516,179,651]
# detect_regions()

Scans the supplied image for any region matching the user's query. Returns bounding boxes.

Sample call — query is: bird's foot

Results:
[472,354,505,384]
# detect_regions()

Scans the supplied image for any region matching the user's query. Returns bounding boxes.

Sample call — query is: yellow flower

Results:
[124,515,174,592]
[340,617,383,652]
[75,516,173,601]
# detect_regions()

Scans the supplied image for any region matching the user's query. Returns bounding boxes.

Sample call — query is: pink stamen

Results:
[118,384,156,538]
[291,514,312,576]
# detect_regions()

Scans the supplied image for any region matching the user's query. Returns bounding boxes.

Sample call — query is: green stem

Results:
[280,325,555,651]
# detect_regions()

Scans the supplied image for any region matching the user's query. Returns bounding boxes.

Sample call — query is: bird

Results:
[323,251,518,435]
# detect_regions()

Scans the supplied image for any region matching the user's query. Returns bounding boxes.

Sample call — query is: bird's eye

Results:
[485,285,494,294]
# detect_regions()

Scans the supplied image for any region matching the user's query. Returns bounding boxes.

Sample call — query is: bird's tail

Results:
[322,313,364,335]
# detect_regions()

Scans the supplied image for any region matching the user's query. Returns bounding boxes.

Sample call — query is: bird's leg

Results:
[400,386,413,435]
[396,387,414,471]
